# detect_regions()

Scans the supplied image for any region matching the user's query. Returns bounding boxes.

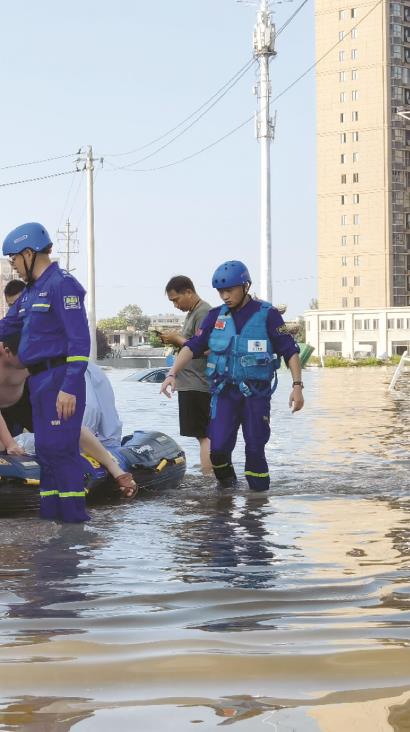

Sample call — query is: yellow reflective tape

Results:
[24,479,40,486]
[67,356,89,363]
[211,462,230,469]
[32,303,50,308]
[59,491,86,498]
[244,470,269,478]
[40,490,59,497]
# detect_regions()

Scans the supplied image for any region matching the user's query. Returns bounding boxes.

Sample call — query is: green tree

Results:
[148,332,163,347]
[118,304,150,332]
[295,318,306,343]
[96,328,111,359]
[97,316,127,333]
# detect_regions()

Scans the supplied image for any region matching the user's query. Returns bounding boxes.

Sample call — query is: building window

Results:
[397,318,405,329]
[341,153,346,163]
[373,319,379,330]
[342,297,348,307]
[320,321,328,331]
[339,71,347,82]
[351,48,358,60]
[354,297,360,307]
[341,235,347,246]
[352,131,359,142]
[339,50,345,62]
[340,112,345,123]
[352,90,359,101]
[353,215,360,225]
[354,255,360,265]
[354,319,362,329]
[392,64,402,79]
[363,319,370,329]
[392,44,402,60]
[392,86,403,102]
[351,27,358,39]
[354,276,361,286]
[339,30,345,41]
[341,215,347,226]
[353,234,360,245]
[353,152,359,162]
[351,8,357,18]
[329,320,337,330]
[353,193,360,204]
[339,9,347,20]
[391,3,401,17]
[339,320,345,330]
[352,111,359,122]
[342,276,348,286]
[340,132,347,143]
[353,172,359,183]
[340,91,347,102]
[341,174,347,184]
[341,194,346,205]
[387,319,395,329]
[341,256,347,265]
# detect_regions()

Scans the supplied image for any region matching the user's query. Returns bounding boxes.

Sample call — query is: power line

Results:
[118,0,382,173]
[0,150,82,172]
[0,169,81,189]
[103,59,256,159]
[104,0,309,166]
[107,60,257,170]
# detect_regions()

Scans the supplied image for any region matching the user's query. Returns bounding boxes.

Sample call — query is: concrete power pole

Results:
[86,145,97,362]
[57,219,79,273]
[254,0,276,302]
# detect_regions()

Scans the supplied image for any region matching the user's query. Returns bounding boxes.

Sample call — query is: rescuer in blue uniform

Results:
[161,261,304,491]
[0,222,91,522]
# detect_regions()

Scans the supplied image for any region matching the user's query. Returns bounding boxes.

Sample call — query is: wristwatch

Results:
[292,381,304,388]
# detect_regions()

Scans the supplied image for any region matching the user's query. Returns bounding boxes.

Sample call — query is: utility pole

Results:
[254,0,276,302]
[57,219,79,273]
[86,145,97,362]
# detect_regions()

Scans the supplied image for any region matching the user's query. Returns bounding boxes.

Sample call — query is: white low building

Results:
[304,307,410,359]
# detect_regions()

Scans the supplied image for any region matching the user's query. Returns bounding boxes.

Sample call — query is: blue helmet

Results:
[212,260,252,289]
[3,222,52,256]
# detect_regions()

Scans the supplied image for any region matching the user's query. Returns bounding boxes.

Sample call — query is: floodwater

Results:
[1,366,410,731]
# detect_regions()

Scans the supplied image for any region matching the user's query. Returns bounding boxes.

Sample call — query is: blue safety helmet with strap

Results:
[3,222,52,256]
[212,260,252,289]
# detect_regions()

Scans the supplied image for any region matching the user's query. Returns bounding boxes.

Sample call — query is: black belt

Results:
[27,356,67,376]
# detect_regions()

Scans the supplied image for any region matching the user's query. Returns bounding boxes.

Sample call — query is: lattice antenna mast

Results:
[57,218,79,273]
[254,0,276,302]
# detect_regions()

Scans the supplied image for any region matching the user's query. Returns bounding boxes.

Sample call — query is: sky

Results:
[0,0,316,320]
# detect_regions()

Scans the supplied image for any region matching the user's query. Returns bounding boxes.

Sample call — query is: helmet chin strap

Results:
[231,283,251,311]
[22,250,37,287]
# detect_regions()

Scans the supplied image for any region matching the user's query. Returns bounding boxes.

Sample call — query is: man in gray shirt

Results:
[160,276,211,472]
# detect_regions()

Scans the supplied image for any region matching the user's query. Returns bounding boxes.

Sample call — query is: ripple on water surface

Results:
[1,368,410,729]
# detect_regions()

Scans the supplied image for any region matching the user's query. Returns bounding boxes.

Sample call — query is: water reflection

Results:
[171,492,278,590]
[0,524,101,645]
[0,696,94,731]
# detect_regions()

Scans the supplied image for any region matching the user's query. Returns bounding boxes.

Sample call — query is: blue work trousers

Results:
[29,365,90,523]
[209,386,271,491]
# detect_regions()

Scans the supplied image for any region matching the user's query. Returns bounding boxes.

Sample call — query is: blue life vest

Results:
[205,302,280,398]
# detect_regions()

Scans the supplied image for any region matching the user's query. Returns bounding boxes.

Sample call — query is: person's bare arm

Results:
[160,346,194,397]
[288,353,304,413]
[0,412,25,454]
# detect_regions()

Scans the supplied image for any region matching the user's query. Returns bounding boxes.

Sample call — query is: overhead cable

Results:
[0,169,81,189]
[104,58,256,160]
[107,59,256,169]
[105,0,309,165]
[0,150,82,172]
[119,0,382,172]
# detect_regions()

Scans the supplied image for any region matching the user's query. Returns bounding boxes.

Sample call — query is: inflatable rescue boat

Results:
[0,430,186,508]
